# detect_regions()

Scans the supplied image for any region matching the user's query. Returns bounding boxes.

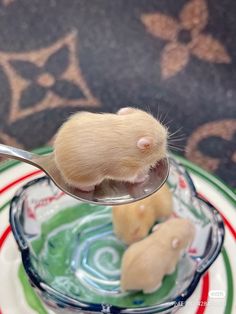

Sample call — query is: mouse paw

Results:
[143,282,162,294]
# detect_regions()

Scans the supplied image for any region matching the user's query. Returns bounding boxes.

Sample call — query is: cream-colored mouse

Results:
[121,218,195,294]
[53,107,168,191]
[112,183,173,244]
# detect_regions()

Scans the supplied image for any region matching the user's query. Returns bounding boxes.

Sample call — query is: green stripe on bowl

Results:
[0,201,10,213]
[174,154,236,207]
[222,248,234,314]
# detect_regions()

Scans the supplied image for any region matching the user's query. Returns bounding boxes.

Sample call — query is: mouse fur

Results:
[54,107,168,191]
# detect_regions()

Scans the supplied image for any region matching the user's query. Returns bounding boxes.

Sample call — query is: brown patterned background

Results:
[0,0,235,188]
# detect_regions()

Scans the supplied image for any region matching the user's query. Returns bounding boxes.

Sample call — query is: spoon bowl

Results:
[0,144,169,205]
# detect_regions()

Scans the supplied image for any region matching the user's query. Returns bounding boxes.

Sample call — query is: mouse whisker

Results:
[144,104,153,116]
[154,105,169,125]
[154,104,162,120]
[168,142,185,147]
[168,134,186,144]
[157,110,164,124]
[168,140,185,146]
[157,109,172,126]
[163,118,174,128]
[156,105,160,118]
[168,137,187,143]
[168,127,184,139]
[160,109,171,125]
[168,136,186,143]
[168,145,185,152]
[168,141,185,151]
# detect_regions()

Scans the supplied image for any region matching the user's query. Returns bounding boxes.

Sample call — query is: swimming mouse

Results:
[53,107,168,192]
[121,218,195,294]
[112,183,173,245]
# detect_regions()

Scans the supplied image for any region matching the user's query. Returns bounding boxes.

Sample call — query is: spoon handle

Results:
[0,144,39,167]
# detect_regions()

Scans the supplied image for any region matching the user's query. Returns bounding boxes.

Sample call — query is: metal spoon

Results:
[0,144,169,205]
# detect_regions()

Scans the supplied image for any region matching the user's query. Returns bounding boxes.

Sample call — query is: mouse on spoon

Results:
[53,107,168,192]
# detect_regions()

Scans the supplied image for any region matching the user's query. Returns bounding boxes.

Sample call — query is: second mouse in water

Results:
[121,218,195,294]
[112,183,173,245]
[53,107,168,192]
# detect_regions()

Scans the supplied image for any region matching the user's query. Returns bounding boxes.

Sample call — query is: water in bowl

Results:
[30,203,179,307]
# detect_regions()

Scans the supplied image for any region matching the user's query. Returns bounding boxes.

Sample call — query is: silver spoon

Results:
[0,144,169,205]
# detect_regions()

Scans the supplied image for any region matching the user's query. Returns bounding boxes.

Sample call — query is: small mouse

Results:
[121,218,195,294]
[112,183,173,245]
[53,107,168,192]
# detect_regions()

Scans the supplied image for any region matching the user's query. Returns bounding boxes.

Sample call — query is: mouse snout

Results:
[155,133,168,159]
[158,136,167,148]
[156,125,168,147]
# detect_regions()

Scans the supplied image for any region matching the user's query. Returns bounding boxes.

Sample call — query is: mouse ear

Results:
[137,137,154,150]
[172,238,180,249]
[117,107,135,115]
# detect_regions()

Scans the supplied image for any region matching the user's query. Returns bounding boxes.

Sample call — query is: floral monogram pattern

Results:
[0,32,99,123]
[186,120,236,184]
[141,0,231,79]
[0,131,22,148]
[10,47,85,108]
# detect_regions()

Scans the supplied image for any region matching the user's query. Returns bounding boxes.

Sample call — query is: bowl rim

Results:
[9,158,225,313]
